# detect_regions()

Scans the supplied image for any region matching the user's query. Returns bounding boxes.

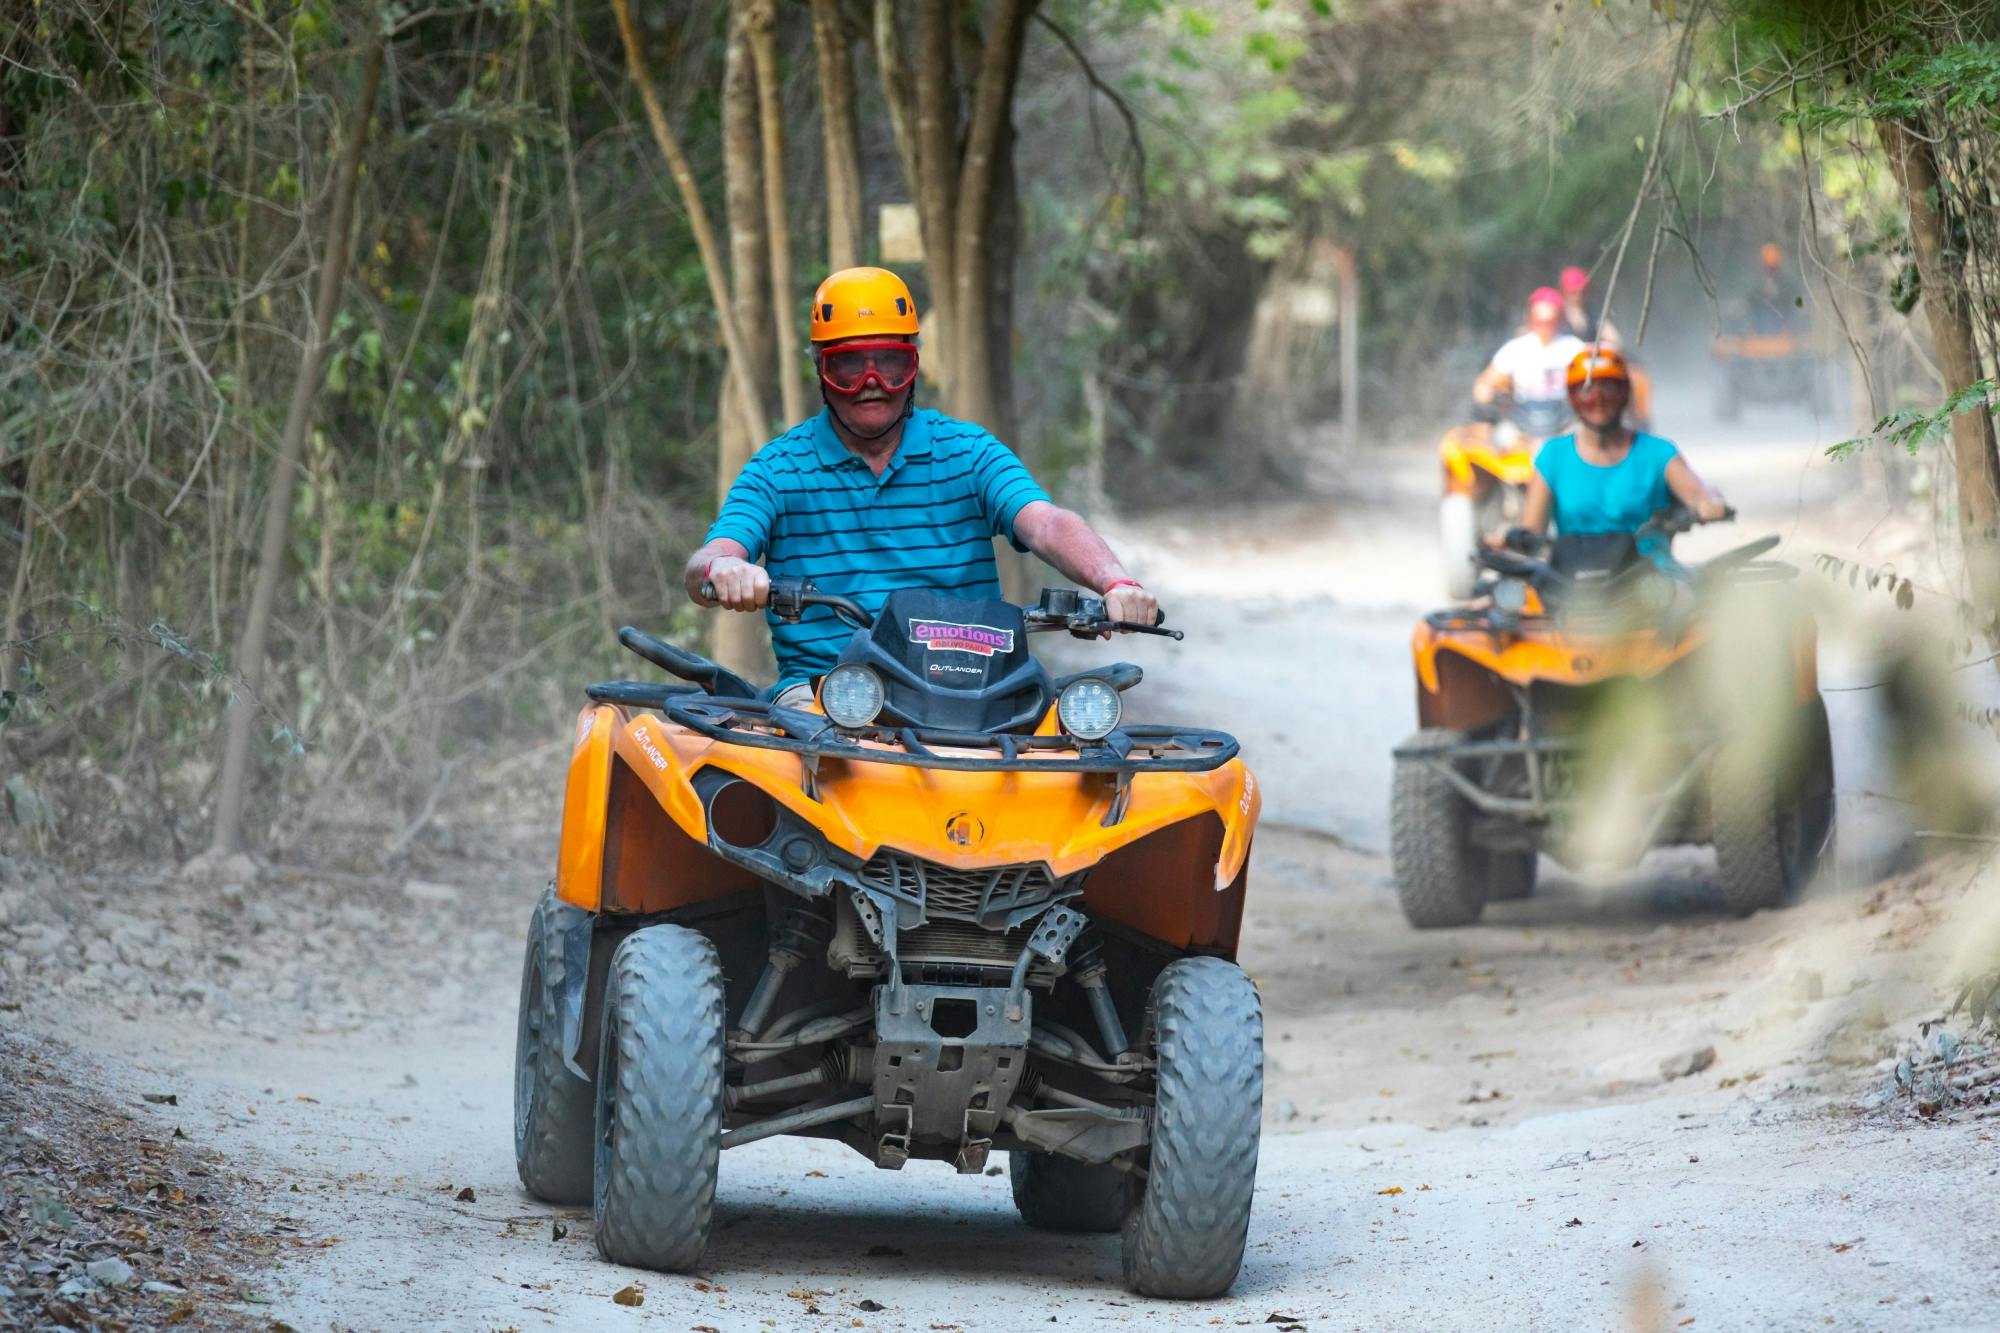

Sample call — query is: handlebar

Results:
[698,576,1184,641]
[1639,503,1735,543]
[1478,505,1738,587]
[1025,588,1182,640]
[701,576,873,628]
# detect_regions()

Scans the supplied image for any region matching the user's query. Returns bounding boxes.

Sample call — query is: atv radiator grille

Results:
[899,920,1036,965]
[858,850,1062,921]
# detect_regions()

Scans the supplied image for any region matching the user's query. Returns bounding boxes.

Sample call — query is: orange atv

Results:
[513,580,1264,1298]
[1712,309,1823,420]
[1391,507,1833,928]
[1438,398,1569,599]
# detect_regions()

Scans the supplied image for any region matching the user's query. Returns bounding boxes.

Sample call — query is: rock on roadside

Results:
[1660,1045,1718,1081]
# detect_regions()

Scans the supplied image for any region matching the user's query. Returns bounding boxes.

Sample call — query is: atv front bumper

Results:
[1394,732,1718,851]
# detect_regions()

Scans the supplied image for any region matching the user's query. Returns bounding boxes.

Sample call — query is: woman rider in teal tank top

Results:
[1512,346,1728,569]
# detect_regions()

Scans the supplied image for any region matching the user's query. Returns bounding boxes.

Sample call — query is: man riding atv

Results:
[1474,286,1586,432]
[1712,244,1823,420]
[1438,289,1586,596]
[1558,266,1619,347]
[684,266,1154,701]
[521,265,1268,1298]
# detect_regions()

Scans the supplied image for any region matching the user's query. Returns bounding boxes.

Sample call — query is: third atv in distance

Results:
[1390,506,1834,927]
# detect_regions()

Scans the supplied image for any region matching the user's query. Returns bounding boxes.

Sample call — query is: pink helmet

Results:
[1559,266,1589,296]
[1527,286,1564,314]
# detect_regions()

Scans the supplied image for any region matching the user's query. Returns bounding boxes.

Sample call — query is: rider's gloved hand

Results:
[1102,580,1158,629]
[702,556,771,612]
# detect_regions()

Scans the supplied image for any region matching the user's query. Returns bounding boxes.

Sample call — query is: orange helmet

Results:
[1566,345,1630,387]
[810,267,919,342]
[1761,243,1783,269]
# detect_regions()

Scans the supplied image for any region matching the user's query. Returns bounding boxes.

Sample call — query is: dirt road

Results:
[7,409,1997,1330]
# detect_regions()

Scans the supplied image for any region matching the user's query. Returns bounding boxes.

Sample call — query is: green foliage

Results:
[1785,41,2000,130]
[0,0,723,848]
[1828,379,1998,459]
[158,0,244,80]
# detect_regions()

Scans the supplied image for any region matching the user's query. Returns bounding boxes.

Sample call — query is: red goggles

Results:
[816,340,918,396]
[1568,377,1629,402]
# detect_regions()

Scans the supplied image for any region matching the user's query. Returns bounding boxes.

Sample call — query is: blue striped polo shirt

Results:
[706,407,1052,692]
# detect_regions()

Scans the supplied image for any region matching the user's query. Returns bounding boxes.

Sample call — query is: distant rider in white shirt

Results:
[1473,286,1586,423]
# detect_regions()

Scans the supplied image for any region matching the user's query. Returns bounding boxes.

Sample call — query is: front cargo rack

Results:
[582,681,1238,774]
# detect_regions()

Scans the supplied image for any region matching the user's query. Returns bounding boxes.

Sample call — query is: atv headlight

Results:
[1633,570,1679,614]
[1057,678,1122,741]
[818,665,884,728]
[1492,578,1530,613]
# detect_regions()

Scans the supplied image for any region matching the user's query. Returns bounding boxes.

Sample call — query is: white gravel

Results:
[7,413,1997,1330]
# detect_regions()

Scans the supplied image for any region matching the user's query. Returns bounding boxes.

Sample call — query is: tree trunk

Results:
[713,371,771,681]
[612,0,768,443]
[209,33,386,856]
[1880,117,2000,622]
[983,108,1020,446]
[949,0,1035,428]
[723,13,775,440]
[0,444,39,706]
[912,1,960,385]
[872,0,921,212]
[1336,243,1360,456]
[811,0,865,271]
[746,0,808,426]
[986,112,1029,603]
[716,12,775,681]
[441,8,533,663]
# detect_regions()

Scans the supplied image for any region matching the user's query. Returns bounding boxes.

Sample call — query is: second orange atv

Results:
[1437,402,1564,600]
[1392,507,1833,927]
[513,580,1264,1299]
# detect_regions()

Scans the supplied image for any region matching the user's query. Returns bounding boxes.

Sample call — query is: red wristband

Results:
[1103,578,1143,595]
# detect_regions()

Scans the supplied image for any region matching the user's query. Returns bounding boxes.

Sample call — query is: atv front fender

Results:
[541,893,594,1081]
[555,701,1263,959]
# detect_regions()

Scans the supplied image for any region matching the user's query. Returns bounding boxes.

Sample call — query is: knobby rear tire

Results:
[592,924,725,1272]
[1010,1151,1127,1233]
[1121,957,1263,1299]
[1712,697,1835,916]
[1391,729,1489,928]
[514,885,596,1204]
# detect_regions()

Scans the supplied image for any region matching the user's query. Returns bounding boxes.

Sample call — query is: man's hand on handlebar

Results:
[1485,525,1545,553]
[1693,495,1731,523]
[1102,582,1158,632]
[699,556,770,611]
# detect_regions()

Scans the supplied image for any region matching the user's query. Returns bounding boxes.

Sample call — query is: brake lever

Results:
[1100,620,1185,641]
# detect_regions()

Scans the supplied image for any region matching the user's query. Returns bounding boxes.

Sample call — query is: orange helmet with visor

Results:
[1566,344,1630,388]
[810,267,920,401]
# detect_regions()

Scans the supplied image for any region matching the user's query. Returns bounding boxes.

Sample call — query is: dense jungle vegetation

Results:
[1,0,1994,855]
